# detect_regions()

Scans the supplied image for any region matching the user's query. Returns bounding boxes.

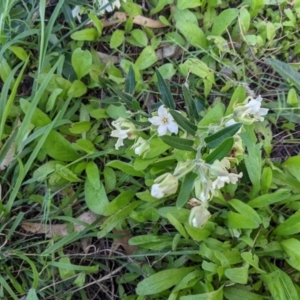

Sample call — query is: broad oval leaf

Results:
[42,131,80,161]
[71,48,92,80]
[84,177,108,215]
[106,160,145,177]
[176,21,207,48]
[136,267,195,295]
[211,8,238,36]
[273,211,300,236]
[247,189,290,208]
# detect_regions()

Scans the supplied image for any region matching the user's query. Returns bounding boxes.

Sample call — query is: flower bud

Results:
[189,205,211,228]
[131,137,150,157]
[151,173,178,199]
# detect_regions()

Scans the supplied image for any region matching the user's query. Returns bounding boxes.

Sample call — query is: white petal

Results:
[157,105,169,118]
[259,108,269,116]
[151,184,164,198]
[167,121,179,134]
[149,116,163,126]
[157,124,168,136]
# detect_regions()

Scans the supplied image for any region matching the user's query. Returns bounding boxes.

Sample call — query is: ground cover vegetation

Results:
[1,0,300,299]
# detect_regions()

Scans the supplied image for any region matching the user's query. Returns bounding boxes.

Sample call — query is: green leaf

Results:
[42,131,79,161]
[67,80,87,98]
[98,201,141,238]
[106,160,145,177]
[131,29,148,47]
[176,21,207,48]
[88,13,103,35]
[181,286,223,300]
[9,46,28,61]
[124,65,135,94]
[241,125,261,196]
[247,189,291,208]
[225,264,249,284]
[266,58,300,92]
[102,191,135,216]
[281,238,300,271]
[176,172,198,208]
[155,69,175,109]
[76,139,95,153]
[72,48,92,79]
[205,123,242,149]
[166,213,188,238]
[224,286,264,300]
[58,256,75,279]
[172,270,203,292]
[160,136,194,151]
[211,9,238,36]
[273,211,300,236]
[229,199,261,224]
[86,161,100,189]
[69,121,91,134]
[226,212,260,229]
[71,28,98,41]
[136,267,195,295]
[185,222,212,242]
[84,176,108,215]
[241,252,266,273]
[110,29,124,49]
[103,166,116,191]
[182,85,198,123]
[20,99,51,127]
[56,164,82,182]
[177,0,201,10]
[169,110,197,135]
[26,288,39,300]
[135,46,157,70]
[205,137,234,164]
[198,103,225,126]
[261,268,298,300]
[106,104,130,119]
[282,156,300,181]
[158,207,190,223]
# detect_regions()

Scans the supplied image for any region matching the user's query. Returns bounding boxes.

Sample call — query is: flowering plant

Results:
[108,71,269,229]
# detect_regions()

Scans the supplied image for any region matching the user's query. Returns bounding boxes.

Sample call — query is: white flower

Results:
[189,205,211,228]
[100,0,122,12]
[210,159,243,189]
[72,6,82,23]
[149,105,179,136]
[110,118,136,150]
[151,173,178,199]
[131,137,150,157]
[194,177,216,203]
[234,95,268,123]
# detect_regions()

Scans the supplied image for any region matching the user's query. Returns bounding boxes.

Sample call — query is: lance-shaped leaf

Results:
[156,69,175,109]
[160,136,194,151]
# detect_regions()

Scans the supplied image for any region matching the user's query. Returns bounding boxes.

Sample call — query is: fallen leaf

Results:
[21,211,137,254]
[21,211,99,238]
[112,229,137,255]
[97,52,119,64]
[0,140,15,170]
[94,12,167,28]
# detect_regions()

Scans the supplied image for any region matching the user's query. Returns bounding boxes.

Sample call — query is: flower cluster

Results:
[109,95,268,228]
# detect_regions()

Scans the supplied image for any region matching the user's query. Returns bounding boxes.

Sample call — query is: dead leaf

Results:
[21,211,137,254]
[21,211,99,238]
[97,52,119,64]
[112,229,137,255]
[0,140,15,170]
[98,12,167,29]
